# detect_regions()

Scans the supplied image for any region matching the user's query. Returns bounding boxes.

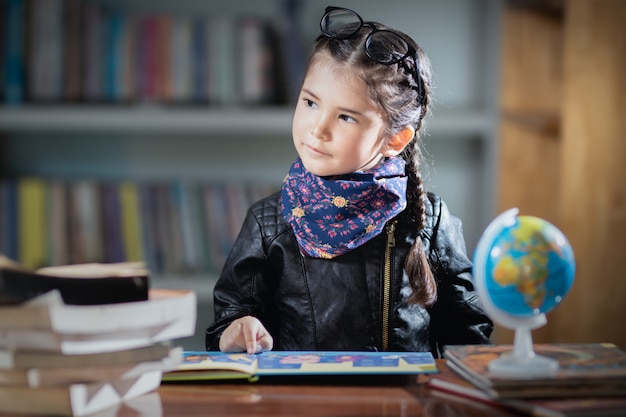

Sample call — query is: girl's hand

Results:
[219,316,274,354]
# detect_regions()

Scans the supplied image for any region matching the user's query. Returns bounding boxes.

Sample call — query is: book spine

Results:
[45,179,68,266]
[82,2,103,102]
[191,18,207,104]
[63,0,82,102]
[17,177,46,269]
[0,178,19,260]
[100,182,125,263]
[119,181,144,262]
[4,0,25,104]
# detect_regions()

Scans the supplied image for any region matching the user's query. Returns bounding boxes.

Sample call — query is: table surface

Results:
[114,360,518,417]
[0,361,519,417]
[144,381,516,417]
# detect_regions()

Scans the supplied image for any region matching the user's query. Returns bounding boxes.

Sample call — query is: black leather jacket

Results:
[206,191,493,357]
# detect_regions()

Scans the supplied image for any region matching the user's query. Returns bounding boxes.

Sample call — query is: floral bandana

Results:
[281,157,408,259]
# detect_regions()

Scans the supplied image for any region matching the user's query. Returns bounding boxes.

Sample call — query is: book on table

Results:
[442,343,626,399]
[424,360,626,417]
[0,287,196,354]
[0,369,164,417]
[0,346,182,388]
[0,256,197,415]
[162,350,438,382]
[0,254,150,305]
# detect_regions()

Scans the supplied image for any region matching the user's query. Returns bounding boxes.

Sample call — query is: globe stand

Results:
[473,208,564,378]
[488,319,559,377]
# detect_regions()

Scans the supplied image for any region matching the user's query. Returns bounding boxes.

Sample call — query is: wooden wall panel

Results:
[496,1,625,348]
[494,7,563,344]
[497,8,563,224]
[553,0,626,348]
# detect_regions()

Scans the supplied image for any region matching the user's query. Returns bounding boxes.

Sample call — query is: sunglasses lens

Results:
[321,8,362,38]
[366,31,410,64]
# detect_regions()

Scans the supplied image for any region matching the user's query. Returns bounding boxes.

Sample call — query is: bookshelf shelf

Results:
[0,105,493,137]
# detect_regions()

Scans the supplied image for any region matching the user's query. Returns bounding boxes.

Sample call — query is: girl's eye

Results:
[303,98,317,108]
[339,114,357,123]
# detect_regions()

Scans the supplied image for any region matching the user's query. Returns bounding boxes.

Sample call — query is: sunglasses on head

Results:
[320,6,425,105]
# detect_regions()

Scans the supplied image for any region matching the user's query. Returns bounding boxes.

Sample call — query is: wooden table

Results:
[143,383,516,417]
[113,361,518,417]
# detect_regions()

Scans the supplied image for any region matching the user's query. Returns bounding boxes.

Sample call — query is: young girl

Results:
[206,6,492,357]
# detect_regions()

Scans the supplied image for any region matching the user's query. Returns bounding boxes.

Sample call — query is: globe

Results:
[473,208,576,377]
[482,214,575,318]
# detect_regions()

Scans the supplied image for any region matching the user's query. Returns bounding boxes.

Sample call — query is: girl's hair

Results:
[306,23,437,307]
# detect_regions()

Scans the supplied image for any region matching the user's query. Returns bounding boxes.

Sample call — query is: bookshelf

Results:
[0,0,503,349]
[0,105,493,136]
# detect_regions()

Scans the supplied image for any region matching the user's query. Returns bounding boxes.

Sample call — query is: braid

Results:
[402,138,437,307]
[402,52,436,307]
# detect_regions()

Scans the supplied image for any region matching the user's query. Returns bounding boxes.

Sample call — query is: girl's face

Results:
[292,53,391,177]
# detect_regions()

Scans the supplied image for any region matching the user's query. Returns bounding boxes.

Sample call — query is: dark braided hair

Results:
[306,23,437,307]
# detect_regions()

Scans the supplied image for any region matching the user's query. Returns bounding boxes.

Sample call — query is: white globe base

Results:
[488,325,558,377]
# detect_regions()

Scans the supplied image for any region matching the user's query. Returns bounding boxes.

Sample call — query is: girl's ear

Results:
[382,126,415,157]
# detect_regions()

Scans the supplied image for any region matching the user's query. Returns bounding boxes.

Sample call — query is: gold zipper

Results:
[382,220,396,351]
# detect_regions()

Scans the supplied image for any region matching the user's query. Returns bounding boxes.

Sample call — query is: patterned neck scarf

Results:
[281,157,408,259]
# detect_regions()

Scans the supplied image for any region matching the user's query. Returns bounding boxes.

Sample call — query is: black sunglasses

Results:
[320,6,425,105]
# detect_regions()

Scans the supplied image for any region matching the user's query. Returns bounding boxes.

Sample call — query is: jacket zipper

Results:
[382,220,396,351]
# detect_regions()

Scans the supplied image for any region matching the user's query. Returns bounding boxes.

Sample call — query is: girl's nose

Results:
[311,114,330,140]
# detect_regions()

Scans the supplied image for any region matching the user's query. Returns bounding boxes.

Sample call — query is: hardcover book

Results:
[424,361,626,417]
[162,350,437,382]
[0,288,196,354]
[0,369,163,416]
[0,255,149,305]
[0,347,182,388]
[0,343,175,370]
[443,343,626,399]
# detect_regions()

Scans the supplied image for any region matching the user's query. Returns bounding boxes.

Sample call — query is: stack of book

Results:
[424,343,626,417]
[0,256,197,416]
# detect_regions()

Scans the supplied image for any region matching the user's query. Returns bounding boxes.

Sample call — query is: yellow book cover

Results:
[119,181,144,262]
[18,177,46,269]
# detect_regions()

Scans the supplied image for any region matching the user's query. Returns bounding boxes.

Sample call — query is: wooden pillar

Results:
[495,4,564,344]
[553,0,626,348]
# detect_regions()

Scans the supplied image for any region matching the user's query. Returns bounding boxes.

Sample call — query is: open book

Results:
[162,350,437,382]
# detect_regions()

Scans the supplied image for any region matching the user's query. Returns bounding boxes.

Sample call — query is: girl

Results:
[206,6,492,356]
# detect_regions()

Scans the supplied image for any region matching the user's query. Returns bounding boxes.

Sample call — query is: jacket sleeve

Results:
[425,195,493,355]
[205,203,278,351]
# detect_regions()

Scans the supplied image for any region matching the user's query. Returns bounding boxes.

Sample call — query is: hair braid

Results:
[401,134,437,307]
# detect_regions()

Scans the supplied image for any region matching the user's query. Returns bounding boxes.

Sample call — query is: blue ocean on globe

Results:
[483,216,576,317]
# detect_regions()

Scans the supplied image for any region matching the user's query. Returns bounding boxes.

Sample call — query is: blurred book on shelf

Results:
[0,177,277,276]
[0,0,308,106]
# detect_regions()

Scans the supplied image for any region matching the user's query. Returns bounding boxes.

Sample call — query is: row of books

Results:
[0,257,197,416]
[0,177,277,275]
[423,343,626,417]
[1,0,307,105]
